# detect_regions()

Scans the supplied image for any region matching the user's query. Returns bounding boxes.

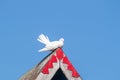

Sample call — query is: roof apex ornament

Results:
[19,34,82,80]
[37,34,64,52]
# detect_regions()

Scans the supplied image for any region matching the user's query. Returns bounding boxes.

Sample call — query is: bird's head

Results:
[59,38,64,47]
[59,38,64,42]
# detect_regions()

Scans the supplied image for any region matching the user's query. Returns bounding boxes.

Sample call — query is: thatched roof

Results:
[20,48,82,80]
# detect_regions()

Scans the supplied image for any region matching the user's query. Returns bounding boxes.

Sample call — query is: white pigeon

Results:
[37,34,64,52]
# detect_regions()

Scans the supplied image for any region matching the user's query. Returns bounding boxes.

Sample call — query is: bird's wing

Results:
[45,35,49,41]
[37,34,50,45]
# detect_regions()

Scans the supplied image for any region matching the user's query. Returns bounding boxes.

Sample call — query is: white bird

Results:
[37,34,64,52]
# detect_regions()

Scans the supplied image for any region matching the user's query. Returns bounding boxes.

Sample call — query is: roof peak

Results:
[20,48,82,80]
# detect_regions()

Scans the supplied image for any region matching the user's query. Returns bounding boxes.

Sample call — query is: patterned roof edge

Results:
[20,48,82,80]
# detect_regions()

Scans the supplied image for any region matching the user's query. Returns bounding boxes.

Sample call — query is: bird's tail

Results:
[38,48,48,52]
[37,34,50,45]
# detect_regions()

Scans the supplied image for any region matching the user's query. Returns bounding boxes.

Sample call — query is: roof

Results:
[20,48,82,80]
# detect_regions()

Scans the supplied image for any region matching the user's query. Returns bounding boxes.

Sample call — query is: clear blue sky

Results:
[0,0,120,80]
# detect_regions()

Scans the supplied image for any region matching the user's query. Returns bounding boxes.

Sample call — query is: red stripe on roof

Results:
[41,48,80,78]
[41,55,57,74]
[56,48,64,60]
[63,56,80,77]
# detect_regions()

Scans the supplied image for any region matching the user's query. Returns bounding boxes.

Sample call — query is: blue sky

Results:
[0,0,120,80]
